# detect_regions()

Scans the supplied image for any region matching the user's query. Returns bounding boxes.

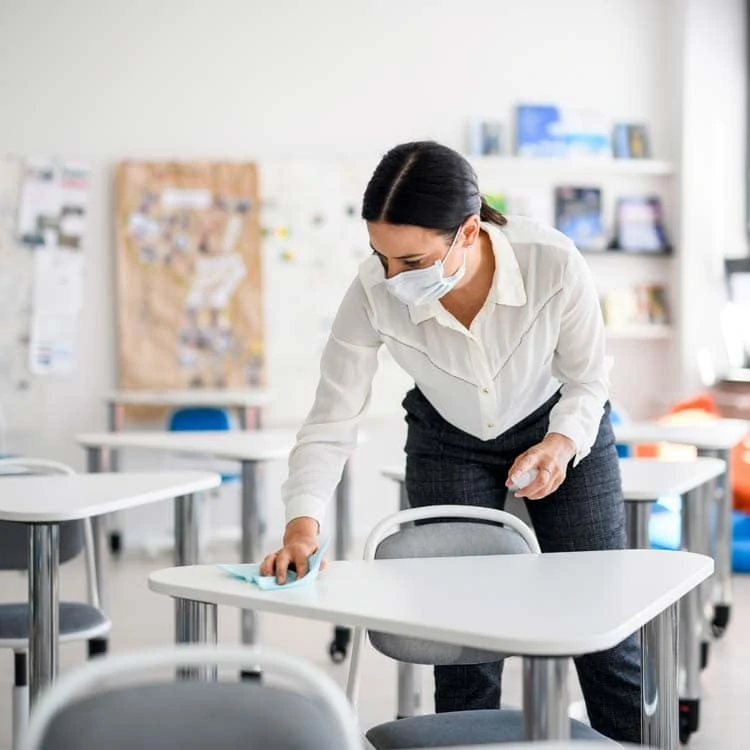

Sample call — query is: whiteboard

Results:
[259,158,412,424]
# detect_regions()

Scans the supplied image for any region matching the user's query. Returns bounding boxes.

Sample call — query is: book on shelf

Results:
[515,104,611,159]
[613,196,670,253]
[601,284,670,329]
[466,119,503,155]
[554,186,606,251]
[613,123,651,159]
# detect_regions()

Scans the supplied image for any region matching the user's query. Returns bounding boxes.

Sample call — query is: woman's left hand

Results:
[506,433,577,500]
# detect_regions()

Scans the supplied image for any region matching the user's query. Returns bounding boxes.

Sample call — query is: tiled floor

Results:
[0,545,747,748]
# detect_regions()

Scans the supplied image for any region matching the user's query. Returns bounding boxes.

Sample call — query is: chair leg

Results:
[87,637,109,659]
[13,652,28,750]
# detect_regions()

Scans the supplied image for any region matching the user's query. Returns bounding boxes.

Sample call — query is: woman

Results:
[260,141,641,742]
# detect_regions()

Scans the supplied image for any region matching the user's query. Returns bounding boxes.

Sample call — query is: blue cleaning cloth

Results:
[219,537,330,590]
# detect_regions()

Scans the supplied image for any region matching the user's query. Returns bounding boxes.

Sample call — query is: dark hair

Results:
[362,141,506,239]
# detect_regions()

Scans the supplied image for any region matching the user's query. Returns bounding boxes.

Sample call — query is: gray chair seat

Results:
[0,602,109,641]
[366,709,615,748]
[42,682,345,750]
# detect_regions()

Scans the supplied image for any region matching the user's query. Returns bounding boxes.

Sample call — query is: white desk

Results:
[614,419,747,639]
[150,550,712,748]
[102,389,273,559]
[0,471,220,705]
[383,457,726,548]
[619,457,725,546]
[76,430,294,646]
[105,388,273,431]
[382,457,726,735]
[619,458,726,741]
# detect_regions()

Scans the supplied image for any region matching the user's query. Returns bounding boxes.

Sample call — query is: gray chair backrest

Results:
[23,645,362,750]
[40,682,346,750]
[0,521,84,571]
[369,520,533,665]
[0,463,84,570]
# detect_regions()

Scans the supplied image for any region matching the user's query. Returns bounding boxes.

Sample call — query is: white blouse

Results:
[282,215,612,525]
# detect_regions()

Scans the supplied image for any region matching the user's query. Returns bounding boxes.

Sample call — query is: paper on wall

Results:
[17,159,90,249]
[28,248,85,374]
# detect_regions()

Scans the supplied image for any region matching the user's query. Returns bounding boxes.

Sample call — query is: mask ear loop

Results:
[441,223,465,266]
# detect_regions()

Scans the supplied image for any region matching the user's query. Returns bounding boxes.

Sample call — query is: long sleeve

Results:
[547,250,612,465]
[282,278,382,525]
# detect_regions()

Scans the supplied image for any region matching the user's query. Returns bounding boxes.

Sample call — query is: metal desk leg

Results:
[336,461,353,561]
[522,657,570,740]
[701,448,733,636]
[173,492,216,678]
[237,408,266,538]
[240,461,262,646]
[625,500,653,549]
[106,402,125,556]
[175,600,218,680]
[86,447,107,608]
[329,461,353,663]
[711,450,734,637]
[641,602,679,749]
[679,489,703,741]
[107,402,124,471]
[398,482,409,512]
[28,524,60,707]
[694,481,715,669]
[175,493,201,567]
[239,406,263,430]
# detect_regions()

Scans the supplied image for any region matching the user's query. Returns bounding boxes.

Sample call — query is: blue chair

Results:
[167,407,240,484]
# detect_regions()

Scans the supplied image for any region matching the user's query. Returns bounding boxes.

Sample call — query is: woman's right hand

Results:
[259,517,322,584]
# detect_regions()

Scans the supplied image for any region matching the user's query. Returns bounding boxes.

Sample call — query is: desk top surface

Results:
[618,457,726,501]
[383,457,726,502]
[0,471,220,522]
[106,389,273,408]
[149,549,712,656]
[76,429,297,461]
[613,419,748,450]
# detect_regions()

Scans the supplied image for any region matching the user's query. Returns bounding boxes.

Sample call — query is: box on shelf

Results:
[554,186,606,251]
[601,284,670,329]
[515,105,611,159]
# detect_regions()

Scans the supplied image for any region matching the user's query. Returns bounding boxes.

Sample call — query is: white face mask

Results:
[384,226,467,306]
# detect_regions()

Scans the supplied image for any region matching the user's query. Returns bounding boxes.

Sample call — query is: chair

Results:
[20,644,363,750]
[346,505,613,748]
[0,457,111,750]
[167,407,241,485]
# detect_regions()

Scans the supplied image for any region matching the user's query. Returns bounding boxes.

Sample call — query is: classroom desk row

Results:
[2,396,745,748]
[96,390,748,668]
[0,459,709,749]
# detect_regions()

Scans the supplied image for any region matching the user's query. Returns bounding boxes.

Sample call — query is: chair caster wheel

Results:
[679,698,699,745]
[108,532,123,558]
[329,626,351,663]
[701,641,709,670]
[712,604,730,637]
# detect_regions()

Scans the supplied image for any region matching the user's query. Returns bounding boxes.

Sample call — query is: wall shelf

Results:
[605,325,673,340]
[582,249,673,258]
[469,156,676,177]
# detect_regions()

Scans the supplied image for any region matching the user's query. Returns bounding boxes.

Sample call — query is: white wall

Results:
[0,0,723,545]
[676,0,748,393]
